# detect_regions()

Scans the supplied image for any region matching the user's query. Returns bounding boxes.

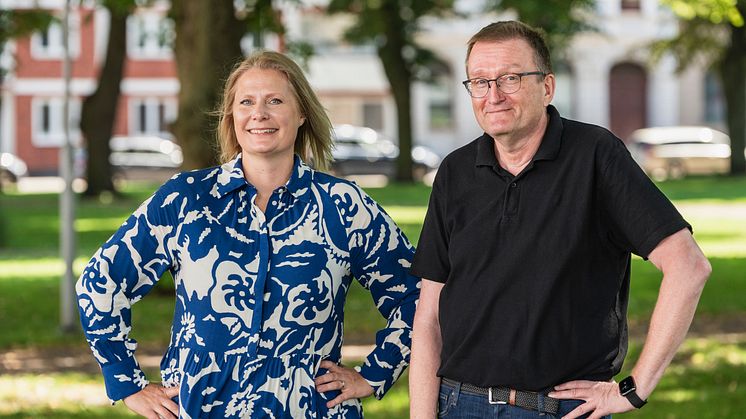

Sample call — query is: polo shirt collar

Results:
[213,154,313,203]
[475,104,563,167]
[534,104,562,162]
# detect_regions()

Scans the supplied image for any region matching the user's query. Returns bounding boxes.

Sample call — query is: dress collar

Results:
[213,154,313,202]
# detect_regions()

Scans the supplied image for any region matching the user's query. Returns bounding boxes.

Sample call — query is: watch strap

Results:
[619,376,647,409]
[624,388,647,408]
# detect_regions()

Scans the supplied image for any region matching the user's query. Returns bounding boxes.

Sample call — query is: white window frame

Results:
[126,11,174,60]
[30,13,81,60]
[31,96,82,147]
[128,97,177,136]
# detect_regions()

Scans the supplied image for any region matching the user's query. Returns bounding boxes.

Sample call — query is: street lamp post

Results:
[60,0,77,333]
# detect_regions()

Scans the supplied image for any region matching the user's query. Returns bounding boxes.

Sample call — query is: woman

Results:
[76,51,420,418]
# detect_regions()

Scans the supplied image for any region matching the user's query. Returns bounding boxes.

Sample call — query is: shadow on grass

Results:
[4,336,743,419]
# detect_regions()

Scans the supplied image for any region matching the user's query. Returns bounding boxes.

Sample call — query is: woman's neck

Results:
[241,152,295,211]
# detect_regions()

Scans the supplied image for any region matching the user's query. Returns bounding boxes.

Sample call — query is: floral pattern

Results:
[76,155,420,418]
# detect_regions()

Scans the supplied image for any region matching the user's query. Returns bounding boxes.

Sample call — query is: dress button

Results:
[510,182,517,188]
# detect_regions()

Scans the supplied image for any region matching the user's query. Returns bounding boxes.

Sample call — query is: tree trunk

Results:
[377,1,414,183]
[79,7,129,196]
[720,4,746,176]
[170,0,245,170]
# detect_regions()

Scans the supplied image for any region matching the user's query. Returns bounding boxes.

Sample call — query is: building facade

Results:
[0,0,727,174]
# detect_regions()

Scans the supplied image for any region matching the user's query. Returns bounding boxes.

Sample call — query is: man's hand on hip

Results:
[549,380,635,419]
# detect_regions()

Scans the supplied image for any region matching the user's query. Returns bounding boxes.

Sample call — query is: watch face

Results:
[619,377,636,396]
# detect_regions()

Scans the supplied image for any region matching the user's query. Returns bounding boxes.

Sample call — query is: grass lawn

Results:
[0,175,745,418]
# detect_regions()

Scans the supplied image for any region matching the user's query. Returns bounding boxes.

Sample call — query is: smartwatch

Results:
[619,376,647,408]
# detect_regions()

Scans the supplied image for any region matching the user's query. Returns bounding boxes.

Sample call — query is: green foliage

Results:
[326,0,455,82]
[662,0,744,25]
[0,9,54,80]
[0,9,55,46]
[649,18,728,72]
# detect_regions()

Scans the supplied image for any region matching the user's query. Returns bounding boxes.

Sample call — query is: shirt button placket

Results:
[502,181,520,219]
[248,202,270,358]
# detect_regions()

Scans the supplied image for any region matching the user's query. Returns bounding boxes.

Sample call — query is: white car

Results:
[108,135,183,182]
[627,126,739,181]
[0,152,29,184]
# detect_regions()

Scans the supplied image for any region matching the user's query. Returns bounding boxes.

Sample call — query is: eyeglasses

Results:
[462,71,546,98]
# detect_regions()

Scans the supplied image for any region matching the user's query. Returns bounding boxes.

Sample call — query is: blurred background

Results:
[0,0,745,417]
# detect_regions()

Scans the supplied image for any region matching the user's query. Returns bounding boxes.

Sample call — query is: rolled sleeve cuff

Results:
[356,343,410,400]
[100,355,149,403]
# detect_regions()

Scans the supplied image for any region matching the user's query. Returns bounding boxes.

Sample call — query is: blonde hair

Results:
[216,50,334,171]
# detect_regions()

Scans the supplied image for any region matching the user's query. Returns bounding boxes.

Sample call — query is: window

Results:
[31,97,82,147]
[30,16,80,59]
[621,0,641,10]
[129,97,177,135]
[704,71,725,124]
[428,77,453,131]
[362,102,384,131]
[127,12,174,59]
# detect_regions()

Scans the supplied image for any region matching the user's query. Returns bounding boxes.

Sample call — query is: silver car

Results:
[628,126,735,181]
[330,124,441,181]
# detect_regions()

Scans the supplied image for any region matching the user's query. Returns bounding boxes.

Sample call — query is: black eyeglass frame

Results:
[462,71,546,97]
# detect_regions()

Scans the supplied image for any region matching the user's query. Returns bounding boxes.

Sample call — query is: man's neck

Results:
[492,114,548,175]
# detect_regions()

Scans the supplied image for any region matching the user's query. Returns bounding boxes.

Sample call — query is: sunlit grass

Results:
[676,203,746,258]
[0,373,136,417]
[0,258,88,279]
[75,217,126,233]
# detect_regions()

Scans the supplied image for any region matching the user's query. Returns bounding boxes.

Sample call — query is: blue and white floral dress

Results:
[76,155,420,418]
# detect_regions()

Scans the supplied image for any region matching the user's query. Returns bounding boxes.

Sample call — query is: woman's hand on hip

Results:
[315,360,374,408]
[123,383,180,419]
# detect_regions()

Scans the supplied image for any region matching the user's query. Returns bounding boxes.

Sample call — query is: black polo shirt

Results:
[410,105,690,391]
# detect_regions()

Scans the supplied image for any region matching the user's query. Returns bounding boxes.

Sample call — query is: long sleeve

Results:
[344,188,420,399]
[75,184,177,402]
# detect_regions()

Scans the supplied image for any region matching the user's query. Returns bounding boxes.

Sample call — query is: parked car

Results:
[76,135,183,182]
[628,126,738,181]
[330,124,441,180]
[109,135,183,182]
[0,152,29,184]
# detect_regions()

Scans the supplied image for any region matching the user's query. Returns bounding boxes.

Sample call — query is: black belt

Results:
[442,378,560,415]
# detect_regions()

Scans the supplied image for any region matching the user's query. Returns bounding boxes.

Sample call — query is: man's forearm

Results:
[633,229,711,399]
[409,279,445,418]
[409,315,442,418]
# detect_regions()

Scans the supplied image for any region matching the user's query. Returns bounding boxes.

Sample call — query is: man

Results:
[409,21,710,419]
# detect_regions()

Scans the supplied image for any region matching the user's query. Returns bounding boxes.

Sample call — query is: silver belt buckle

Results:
[488,387,507,405]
